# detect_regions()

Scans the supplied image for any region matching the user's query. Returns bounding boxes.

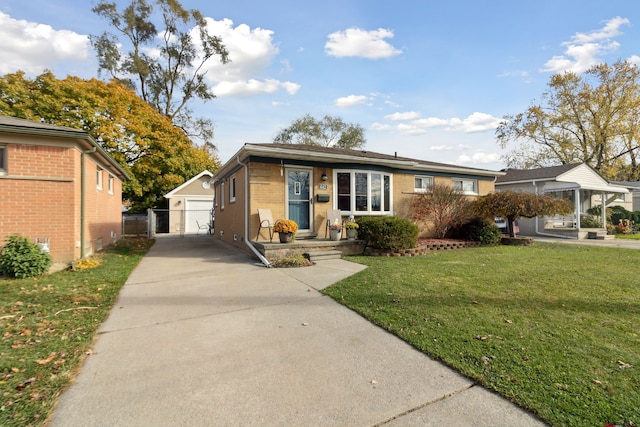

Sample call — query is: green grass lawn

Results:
[616,233,640,240]
[0,238,153,427]
[323,243,640,427]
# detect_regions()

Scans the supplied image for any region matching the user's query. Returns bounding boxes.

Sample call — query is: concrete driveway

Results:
[48,236,545,426]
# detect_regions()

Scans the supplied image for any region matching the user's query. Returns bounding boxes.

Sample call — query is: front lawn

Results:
[323,243,639,427]
[0,238,154,427]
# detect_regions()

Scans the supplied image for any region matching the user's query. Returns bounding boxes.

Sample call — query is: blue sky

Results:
[1,1,639,171]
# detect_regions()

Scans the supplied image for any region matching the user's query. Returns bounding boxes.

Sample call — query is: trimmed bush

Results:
[357,216,418,251]
[0,234,52,278]
[450,217,502,244]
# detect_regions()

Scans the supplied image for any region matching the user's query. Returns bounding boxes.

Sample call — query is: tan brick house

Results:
[211,143,501,261]
[0,116,129,263]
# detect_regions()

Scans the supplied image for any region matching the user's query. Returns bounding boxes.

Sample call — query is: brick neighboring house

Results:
[0,116,129,263]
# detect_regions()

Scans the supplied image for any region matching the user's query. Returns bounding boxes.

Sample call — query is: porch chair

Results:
[325,209,344,238]
[257,208,277,242]
[195,220,210,235]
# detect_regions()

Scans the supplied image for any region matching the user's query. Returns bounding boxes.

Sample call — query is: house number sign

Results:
[318,183,328,190]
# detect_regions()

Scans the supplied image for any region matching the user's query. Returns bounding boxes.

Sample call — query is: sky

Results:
[1,1,639,171]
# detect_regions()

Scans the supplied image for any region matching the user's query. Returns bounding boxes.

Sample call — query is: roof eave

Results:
[237,144,502,177]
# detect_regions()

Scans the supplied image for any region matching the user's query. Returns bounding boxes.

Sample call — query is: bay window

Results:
[336,170,392,214]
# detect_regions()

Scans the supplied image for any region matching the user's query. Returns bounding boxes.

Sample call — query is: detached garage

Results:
[164,170,215,235]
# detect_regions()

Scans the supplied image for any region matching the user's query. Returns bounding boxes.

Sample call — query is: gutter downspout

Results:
[533,180,577,239]
[237,156,271,267]
[81,147,97,259]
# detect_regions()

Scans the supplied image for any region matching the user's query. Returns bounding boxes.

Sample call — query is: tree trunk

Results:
[508,218,517,238]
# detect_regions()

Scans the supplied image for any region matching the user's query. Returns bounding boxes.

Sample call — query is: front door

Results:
[286,168,312,232]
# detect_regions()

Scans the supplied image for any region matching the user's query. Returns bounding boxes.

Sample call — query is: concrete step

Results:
[596,234,616,240]
[587,230,613,240]
[304,250,342,262]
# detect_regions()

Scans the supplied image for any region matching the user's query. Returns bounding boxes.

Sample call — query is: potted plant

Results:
[329,219,342,241]
[344,220,359,240]
[273,219,298,243]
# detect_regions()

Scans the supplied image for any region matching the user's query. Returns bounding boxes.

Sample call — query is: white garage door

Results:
[185,199,213,233]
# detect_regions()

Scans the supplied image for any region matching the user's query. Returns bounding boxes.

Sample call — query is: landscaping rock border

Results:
[364,240,483,257]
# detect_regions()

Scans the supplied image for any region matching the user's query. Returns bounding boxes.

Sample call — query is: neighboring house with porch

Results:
[0,115,129,263]
[211,143,502,261]
[495,163,629,239]
[164,170,215,234]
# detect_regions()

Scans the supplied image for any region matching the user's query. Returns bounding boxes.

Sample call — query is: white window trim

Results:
[96,166,103,190]
[414,175,434,193]
[0,145,7,175]
[334,169,393,215]
[220,182,225,210]
[452,178,477,195]
[230,175,236,203]
[108,175,114,194]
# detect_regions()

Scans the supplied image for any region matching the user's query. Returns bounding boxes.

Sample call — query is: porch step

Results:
[304,250,342,262]
[587,230,615,240]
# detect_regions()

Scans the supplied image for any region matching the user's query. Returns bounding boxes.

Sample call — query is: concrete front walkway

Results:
[48,236,546,426]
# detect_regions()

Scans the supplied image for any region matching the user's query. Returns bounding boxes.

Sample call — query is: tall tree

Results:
[91,0,229,145]
[0,71,220,210]
[274,114,366,149]
[496,60,640,181]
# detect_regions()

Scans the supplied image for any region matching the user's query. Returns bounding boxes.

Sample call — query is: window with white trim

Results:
[336,170,392,213]
[230,176,236,202]
[452,178,477,195]
[221,182,225,210]
[0,145,6,175]
[96,166,103,190]
[414,175,433,193]
[108,175,114,194]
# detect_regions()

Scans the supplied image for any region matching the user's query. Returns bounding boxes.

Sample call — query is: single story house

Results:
[0,115,129,263]
[495,163,629,239]
[164,170,215,234]
[211,143,502,261]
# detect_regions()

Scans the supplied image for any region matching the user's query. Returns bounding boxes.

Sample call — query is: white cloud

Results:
[0,11,90,74]
[412,112,502,133]
[325,27,402,59]
[430,145,455,151]
[370,122,393,132]
[629,55,640,66]
[397,123,427,136]
[212,78,300,97]
[335,94,368,107]
[202,18,300,97]
[384,111,421,121]
[458,152,502,164]
[413,117,450,128]
[542,16,630,73]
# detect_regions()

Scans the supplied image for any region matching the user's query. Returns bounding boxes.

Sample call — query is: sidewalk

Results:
[48,236,546,426]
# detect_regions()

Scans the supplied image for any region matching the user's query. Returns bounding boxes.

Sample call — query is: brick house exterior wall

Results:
[212,143,503,255]
[0,116,129,263]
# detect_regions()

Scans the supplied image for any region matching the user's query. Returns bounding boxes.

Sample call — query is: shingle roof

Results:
[0,115,85,133]
[245,142,499,174]
[495,164,582,183]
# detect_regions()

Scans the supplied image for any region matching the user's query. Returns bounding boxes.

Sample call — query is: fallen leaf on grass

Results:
[16,377,36,391]
[36,352,57,365]
[618,360,633,369]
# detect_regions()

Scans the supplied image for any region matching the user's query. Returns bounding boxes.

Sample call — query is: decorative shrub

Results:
[357,216,418,251]
[0,234,52,278]
[579,214,602,228]
[273,219,298,234]
[450,217,502,244]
